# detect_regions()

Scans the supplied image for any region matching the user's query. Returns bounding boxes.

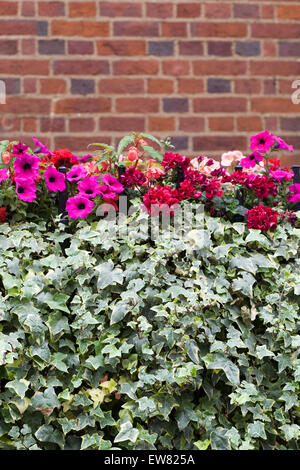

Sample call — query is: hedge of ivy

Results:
[0,205,299,450]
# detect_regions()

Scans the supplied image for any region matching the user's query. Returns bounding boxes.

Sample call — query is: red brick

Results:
[22,2,35,17]
[21,38,35,55]
[99,78,144,94]
[0,59,49,75]
[193,60,246,76]
[234,79,261,94]
[147,78,174,94]
[97,40,145,56]
[178,78,204,94]
[261,5,274,19]
[0,1,18,15]
[191,22,247,38]
[251,23,300,38]
[250,61,300,76]
[237,116,263,132]
[264,79,276,95]
[54,98,111,114]
[264,117,278,132]
[278,79,294,94]
[69,118,95,132]
[116,98,159,113]
[179,41,204,56]
[100,117,145,132]
[251,98,296,113]
[23,118,37,132]
[162,22,188,37]
[277,5,300,20]
[177,3,201,18]
[55,136,110,151]
[263,41,277,57]
[4,98,51,114]
[209,117,234,131]
[149,116,175,131]
[179,117,205,132]
[146,3,173,18]
[162,60,190,76]
[100,2,142,17]
[204,4,231,19]
[40,78,66,94]
[68,40,94,55]
[23,78,37,94]
[0,39,17,55]
[51,20,110,37]
[54,60,109,75]
[193,97,247,113]
[113,60,159,75]
[233,4,259,19]
[0,116,20,132]
[38,1,65,16]
[114,21,159,37]
[41,117,65,132]
[0,20,38,35]
[69,2,96,17]
[193,136,247,151]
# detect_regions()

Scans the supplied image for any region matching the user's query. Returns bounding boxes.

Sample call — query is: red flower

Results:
[142,185,179,215]
[184,167,208,186]
[51,149,78,169]
[177,180,198,200]
[246,204,278,231]
[119,167,146,188]
[162,152,190,171]
[247,174,277,199]
[205,178,223,200]
[0,207,8,223]
[267,157,281,171]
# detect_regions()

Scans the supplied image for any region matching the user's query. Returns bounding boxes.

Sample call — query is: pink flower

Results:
[250,131,274,153]
[98,185,118,200]
[146,165,165,179]
[78,176,102,198]
[287,184,300,204]
[274,136,293,153]
[66,195,94,219]
[270,169,294,181]
[221,151,244,167]
[44,166,66,192]
[12,142,28,157]
[33,136,54,155]
[100,174,124,194]
[0,168,8,184]
[240,152,263,169]
[15,177,37,202]
[67,165,87,183]
[14,153,40,179]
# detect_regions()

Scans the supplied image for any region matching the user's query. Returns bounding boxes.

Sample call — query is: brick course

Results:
[0,0,299,165]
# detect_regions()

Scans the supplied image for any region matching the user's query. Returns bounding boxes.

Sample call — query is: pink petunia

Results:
[274,136,293,153]
[240,152,263,169]
[44,166,66,192]
[98,185,118,200]
[66,195,94,219]
[14,153,40,179]
[250,131,274,153]
[78,176,102,198]
[287,183,300,204]
[33,136,54,156]
[12,142,28,157]
[67,165,87,183]
[270,169,294,181]
[0,168,8,184]
[100,174,124,194]
[15,177,37,202]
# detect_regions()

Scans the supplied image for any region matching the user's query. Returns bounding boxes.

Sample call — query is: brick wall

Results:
[0,0,300,166]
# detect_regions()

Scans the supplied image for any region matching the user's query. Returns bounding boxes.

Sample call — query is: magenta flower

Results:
[15,177,36,202]
[240,152,263,169]
[270,169,294,181]
[66,195,94,219]
[12,142,28,157]
[67,165,87,183]
[44,166,66,192]
[250,131,274,153]
[78,176,102,198]
[33,136,54,156]
[287,184,300,204]
[100,174,124,194]
[77,154,93,163]
[274,136,294,153]
[0,168,8,184]
[14,153,40,179]
[98,185,118,200]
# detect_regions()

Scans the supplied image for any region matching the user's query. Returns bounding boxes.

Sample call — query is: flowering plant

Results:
[0,131,298,232]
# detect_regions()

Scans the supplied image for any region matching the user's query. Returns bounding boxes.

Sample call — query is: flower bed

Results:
[0,132,299,450]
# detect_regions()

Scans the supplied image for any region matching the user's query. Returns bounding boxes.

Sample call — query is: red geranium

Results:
[51,149,78,169]
[0,207,8,223]
[142,185,179,215]
[119,167,146,188]
[246,204,278,231]
[205,178,223,200]
[162,152,190,171]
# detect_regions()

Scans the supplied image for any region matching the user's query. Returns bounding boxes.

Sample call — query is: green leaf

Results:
[186,340,199,364]
[247,421,266,440]
[31,387,60,410]
[110,301,131,325]
[210,429,231,450]
[35,425,64,449]
[5,379,30,399]
[117,135,134,155]
[141,145,163,162]
[194,439,210,450]
[114,421,139,443]
[207,355,240,385]
[96,260,123,290]
[139,133,162,147]
[45,293,70,313]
